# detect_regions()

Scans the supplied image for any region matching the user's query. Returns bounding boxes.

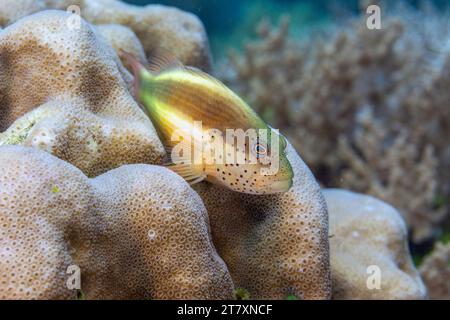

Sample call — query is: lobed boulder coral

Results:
[194,143,331,300]
[0,1,431,300]
[0,0,212,71]
[0,6,332,300]
[325,189,426,300]
[0,10,165,177]
[0,145,234,299]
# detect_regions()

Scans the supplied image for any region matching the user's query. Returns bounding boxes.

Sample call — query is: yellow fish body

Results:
[122,51,293,194]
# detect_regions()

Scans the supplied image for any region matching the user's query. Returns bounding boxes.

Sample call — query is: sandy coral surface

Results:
[0,0,212,71]
[0,145,234,299]
[0,10,165,177]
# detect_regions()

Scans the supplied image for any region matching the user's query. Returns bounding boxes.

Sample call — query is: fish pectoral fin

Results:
[166,163,206,185]
[147,49,184,74]
[119,50,147,98]
[187,174,207,185]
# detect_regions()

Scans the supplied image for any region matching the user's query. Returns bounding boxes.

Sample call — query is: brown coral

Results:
[96,23,147,66]
[0,0,46,26]
[325,189,426,299]
[0,145,234,299]
[0,0,212,71]
[222,10,450,243]
[80,0,212,71]
[0,6,332,301]
[0,10,164,177]
[420,241,450,299]
[194,143,331,300]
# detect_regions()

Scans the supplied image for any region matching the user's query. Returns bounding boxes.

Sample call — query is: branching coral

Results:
[325,189,426,299]
[222,8,450,243]
[0,145,234,299]
[420,241,450,299]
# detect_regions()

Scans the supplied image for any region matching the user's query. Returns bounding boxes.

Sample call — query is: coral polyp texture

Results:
[0,0,212,72]
[0,0,441,300]
[96,23,148,66]
[0,10,165,177]
[222,11,450,244]
[0,145,234,299]
[194,143,331,300]
[325,189,426,300]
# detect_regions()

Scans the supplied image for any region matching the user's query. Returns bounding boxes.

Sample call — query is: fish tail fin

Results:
[120,49,146,76]
[119,50,151,98]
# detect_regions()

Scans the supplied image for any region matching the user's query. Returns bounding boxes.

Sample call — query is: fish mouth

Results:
[267,178,293,193]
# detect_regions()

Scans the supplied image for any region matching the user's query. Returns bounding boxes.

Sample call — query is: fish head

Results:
[208,128,294,194]
[247,130,293,194]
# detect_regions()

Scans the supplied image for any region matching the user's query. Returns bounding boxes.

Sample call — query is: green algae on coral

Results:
[234,288,250,300]
[0,107,53,146]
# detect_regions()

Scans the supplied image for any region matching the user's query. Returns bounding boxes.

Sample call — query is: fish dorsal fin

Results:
[148,50,231,92]
[147,49,184,74]
[184,66,231,91]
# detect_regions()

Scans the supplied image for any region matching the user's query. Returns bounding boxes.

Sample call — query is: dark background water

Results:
[123,0,449,57]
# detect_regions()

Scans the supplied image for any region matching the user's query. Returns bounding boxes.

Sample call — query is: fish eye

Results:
[253,142,267,158]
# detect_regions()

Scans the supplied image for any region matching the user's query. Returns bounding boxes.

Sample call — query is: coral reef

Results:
[0,145,234,299]
[0,10,164,177]
[420,241,450,299]
[194,142,331,300]
[0,0,212,71]
[221,9,450,243]
[0,1,437,300]
[325,189,426,299]
[0,7,331,300]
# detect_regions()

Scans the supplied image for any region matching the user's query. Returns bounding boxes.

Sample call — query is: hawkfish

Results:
[121,50,293,194]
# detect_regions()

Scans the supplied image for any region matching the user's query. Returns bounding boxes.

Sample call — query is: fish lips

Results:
[266,178,293,194]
